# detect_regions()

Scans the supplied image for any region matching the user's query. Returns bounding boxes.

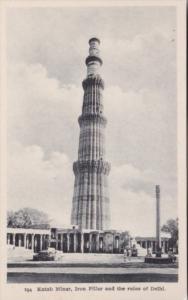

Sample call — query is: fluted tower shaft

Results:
[71,38,111,230]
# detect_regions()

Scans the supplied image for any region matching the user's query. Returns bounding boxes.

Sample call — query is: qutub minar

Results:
[6,38,170,255]
[71,37,111,231]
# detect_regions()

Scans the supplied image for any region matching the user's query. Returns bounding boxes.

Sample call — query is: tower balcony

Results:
[73,160,111,175]
[82,75,104,90]
[78,113,107,127]
[85,55,103,66]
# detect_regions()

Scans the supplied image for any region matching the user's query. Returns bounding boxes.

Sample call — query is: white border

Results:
[0,1,186,300]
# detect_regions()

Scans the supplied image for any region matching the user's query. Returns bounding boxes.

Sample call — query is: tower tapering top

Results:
[86,37,103,76]
[88,37,100,57]
[89,37,100,44]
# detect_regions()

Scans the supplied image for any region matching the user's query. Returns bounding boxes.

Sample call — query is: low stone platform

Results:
[145,257,175,264]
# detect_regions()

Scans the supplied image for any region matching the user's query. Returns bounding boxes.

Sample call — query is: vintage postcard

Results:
[0,0,186,300]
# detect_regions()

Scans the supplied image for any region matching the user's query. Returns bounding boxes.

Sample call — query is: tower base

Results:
[145,257,175,264]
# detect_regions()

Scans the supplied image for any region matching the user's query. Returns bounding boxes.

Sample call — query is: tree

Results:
[161,218,178,252]
[7,207,51,229]
[120,231,131,249]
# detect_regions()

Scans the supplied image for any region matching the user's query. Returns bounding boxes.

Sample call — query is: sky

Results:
[6,6,177,236]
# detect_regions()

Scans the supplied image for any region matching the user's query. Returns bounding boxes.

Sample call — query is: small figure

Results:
[168,248,176,262]
[146,247,152,257]
[127,248,131,257]
[123,248,127,262]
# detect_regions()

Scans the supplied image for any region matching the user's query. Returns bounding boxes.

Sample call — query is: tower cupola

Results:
[86,37,103,76]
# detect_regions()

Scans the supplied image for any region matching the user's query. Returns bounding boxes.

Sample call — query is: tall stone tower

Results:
[71,38,111,230]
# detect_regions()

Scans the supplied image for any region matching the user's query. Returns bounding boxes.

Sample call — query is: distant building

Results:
[7,227,170,254]
[135,234,170,254]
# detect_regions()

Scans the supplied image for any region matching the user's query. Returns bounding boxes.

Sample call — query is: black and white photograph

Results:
[0,0,186,299]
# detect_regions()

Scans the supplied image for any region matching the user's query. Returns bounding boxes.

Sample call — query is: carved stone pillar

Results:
[74,233,77,252]
[166,241,168,253]
[56,235,58,250]
[12,233,15,246]
[115,237,119,249]
[67,234,70,252]
[99,237,103,252]
[18,234,22,247]
[96,233,100,252]
[40,235,43,251]
[81,233,84,253]
[34,236,38,252]
[7,234,10,245]
[31,234,35,251]
[47,234,50,249]
[89,233,92,252]
[61,234,64,252]
[24,233,27,248]
[156,185,161,251]
[26,235,29,249]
